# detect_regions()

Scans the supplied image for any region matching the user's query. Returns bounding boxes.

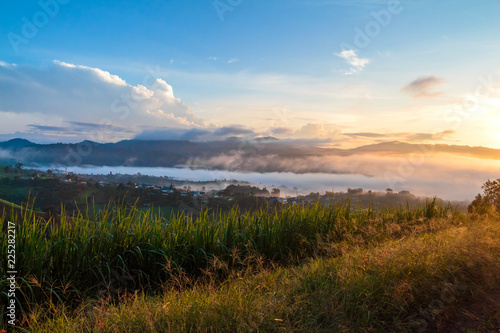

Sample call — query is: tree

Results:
[468,194,490,214]
[348,188,363,195]
[468,178,500,214]
[4,166,11,174]
[15,163,23,171]
[482,178,500,210]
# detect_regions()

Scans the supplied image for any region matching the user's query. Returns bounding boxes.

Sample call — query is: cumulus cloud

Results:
[0,60,205,142]
[334,50,370,75]
[292,123,342,139]
[402,76,445,99]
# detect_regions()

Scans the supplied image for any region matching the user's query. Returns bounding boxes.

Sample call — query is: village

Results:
[57,168,433,211]
[1,164,456,214]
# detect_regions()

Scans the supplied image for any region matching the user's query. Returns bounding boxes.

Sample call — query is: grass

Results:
[0,197,25,210]
[2,197,498,331]
[15,215,500,332]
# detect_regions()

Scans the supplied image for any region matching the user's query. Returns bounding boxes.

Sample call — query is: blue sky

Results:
[1,0,499,147]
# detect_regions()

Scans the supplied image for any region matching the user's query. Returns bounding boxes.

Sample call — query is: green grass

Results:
[16,215,500,332]
[2,198,498,332]
[0,197,25,210]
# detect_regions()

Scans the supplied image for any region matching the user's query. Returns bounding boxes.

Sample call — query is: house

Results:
[162,189,175,196]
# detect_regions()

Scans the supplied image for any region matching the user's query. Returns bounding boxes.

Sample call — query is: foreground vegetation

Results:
[1,196,499,331]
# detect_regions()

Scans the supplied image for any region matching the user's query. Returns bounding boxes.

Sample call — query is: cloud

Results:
[407,130,455,142]
[134,122,344,143]
[28,122,134,134]
[241,155,497,200]
[135,128,212,141]
[208,57,217,61]
[227,58,239,64]
[0,149,14,160]
[343,132,387,138]
[292,123,342,140]
[402,76,445,99]
[344,130,455,142]
[213,126,254,137]
[28,125,68,132]
[270,127,294,136]
[334,50,370,75]
[0,60,206,142]
[0,61,17,68]
[134,125,257,141]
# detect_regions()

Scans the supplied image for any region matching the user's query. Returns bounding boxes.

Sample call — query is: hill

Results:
[1,138,500,169]
[2,200,499,332]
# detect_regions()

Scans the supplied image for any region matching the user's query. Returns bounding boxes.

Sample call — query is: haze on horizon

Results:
[0,0,499,200]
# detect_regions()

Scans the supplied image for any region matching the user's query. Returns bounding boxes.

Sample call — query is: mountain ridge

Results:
[1,138,499,168]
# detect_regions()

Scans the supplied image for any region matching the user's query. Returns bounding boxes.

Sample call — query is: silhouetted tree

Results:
[482,178,500,210]
[468,178,500,214]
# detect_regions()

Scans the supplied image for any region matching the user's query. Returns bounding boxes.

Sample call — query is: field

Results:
[1,199,499,332]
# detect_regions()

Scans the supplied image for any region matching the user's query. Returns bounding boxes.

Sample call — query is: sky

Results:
[0,0,500,148]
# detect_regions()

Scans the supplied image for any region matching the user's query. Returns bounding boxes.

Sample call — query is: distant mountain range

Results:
[0,138,499,169]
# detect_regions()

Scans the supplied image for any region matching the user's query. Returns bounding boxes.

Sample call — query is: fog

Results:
[44,151,500,201]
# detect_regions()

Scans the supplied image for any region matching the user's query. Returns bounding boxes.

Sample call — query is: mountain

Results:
[350,141,500,159]
[0,138,36,149]
[1,138,499,168]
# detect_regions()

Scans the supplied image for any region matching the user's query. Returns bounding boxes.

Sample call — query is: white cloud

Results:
[54,60,127,86]
[0,61,17,68]
[334,49,371,75]
[0,60,207,142]
[227,58,239,64]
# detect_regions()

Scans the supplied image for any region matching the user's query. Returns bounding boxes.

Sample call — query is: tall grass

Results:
[18,211,500,332]
[1,198,458,319]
